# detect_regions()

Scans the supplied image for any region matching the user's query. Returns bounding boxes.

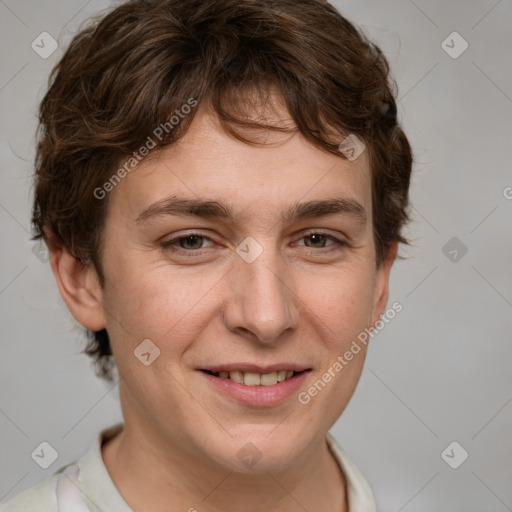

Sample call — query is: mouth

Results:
[199,365,311,407]
[201,369,305,386]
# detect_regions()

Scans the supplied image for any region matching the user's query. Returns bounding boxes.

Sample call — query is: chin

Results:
[201,423,313,474]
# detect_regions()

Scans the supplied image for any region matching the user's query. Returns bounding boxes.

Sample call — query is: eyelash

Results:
[160,231,348,255]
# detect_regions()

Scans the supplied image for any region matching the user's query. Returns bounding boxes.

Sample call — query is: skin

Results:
[49,99,397,512]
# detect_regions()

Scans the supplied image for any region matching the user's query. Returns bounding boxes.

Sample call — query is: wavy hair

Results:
[32,0,413,382]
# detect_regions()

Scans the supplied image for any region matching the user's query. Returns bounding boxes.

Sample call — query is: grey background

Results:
[1,0,511,510]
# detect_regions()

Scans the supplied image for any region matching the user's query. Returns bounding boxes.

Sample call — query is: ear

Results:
[369,241,398,328]
[46,234,106,331]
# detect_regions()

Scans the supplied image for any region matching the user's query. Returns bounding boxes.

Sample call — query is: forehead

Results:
[106,105,372,226]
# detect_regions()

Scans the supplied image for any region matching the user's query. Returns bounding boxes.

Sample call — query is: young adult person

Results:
[4,1,412,510]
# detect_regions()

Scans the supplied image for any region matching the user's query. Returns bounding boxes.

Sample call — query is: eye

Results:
[160,231,348,257]
[161,233,215,252]
[295,232,348,251]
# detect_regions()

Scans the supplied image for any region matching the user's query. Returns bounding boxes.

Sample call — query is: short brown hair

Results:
[32,0,413,383]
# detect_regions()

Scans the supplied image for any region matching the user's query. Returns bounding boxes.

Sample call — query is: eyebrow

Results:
[135,195,367,225]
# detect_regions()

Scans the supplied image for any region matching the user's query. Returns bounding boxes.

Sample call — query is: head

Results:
[33,0,412,471]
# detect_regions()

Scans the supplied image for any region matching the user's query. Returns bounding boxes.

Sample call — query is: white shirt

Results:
[2,423,376,511]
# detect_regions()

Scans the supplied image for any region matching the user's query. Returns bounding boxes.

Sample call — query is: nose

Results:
[222,240,300,345]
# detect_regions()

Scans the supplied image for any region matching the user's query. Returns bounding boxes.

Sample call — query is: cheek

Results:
[297,270,375,420]
[100,253,223,360]
[302,265,376,346]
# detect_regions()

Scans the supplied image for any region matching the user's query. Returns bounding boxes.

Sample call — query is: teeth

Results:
[243,372,261,386]
[229,370,244,384]
[215,370,297,385]
[260,372,278,386]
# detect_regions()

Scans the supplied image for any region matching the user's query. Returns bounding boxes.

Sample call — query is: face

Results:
[66,102,395,472]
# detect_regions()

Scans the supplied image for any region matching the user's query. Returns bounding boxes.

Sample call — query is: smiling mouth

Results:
[201,369,307,386]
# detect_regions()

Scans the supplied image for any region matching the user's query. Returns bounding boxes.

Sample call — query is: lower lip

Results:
[200,370,310,407]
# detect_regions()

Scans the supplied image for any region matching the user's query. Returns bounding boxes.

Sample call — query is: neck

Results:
[102,424,348,512]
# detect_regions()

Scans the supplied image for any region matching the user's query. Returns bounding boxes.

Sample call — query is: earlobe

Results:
[370,241,398,328]
[46,235,106,332]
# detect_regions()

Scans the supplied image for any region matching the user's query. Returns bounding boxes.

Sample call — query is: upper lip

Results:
[201,363,311,373]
